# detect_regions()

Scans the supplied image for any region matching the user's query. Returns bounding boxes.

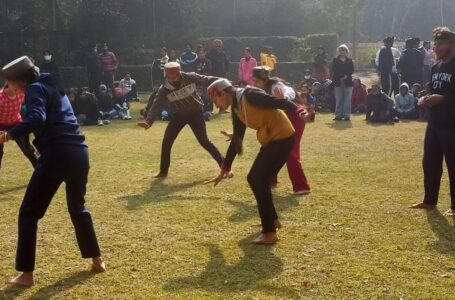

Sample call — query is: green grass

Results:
[1,97,454,299]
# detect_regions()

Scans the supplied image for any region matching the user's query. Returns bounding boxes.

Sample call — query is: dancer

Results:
[205,79,310,244]
[250,66,311,195]
[410,27,455,216]
[0,83,37,170]
[137,62,224,178]
[0,56,105,287]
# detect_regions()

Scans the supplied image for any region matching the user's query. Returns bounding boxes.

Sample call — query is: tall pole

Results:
[352,3,357,60]
[52,0,57,31]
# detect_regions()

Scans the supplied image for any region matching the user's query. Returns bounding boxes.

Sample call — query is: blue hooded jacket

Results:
[8,75,86,152]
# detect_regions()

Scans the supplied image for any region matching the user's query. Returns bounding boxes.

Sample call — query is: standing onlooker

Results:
[238,47,257,86]
[313,46,330,82]
[376,37,401,96]
[195,49,214,120]
[86,43,102,94]
[39,50,63,91]
[99,43,118,91]
[179,43,198,73]
[207,39,230,113]
[260,46,278,74]
[410,27,455,216]
[152,47,169,84]
[332,44,354,121]
[422,41,435,84]
[119,72,138,102]
[397,39,424,86]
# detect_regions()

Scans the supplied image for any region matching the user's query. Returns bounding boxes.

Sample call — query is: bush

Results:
[198,36,301,62]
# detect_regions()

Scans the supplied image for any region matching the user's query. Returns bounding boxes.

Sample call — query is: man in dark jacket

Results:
[86,43,102,94]
[366,85,394,124]
[207,39,230,113]
[377,37,400,96]
[39,50,64,92]
[398,39,424,86]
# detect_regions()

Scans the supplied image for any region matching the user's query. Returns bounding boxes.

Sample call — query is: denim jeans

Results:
[334,86,353,119]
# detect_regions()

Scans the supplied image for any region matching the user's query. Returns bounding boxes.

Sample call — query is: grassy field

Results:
[0,98,454,299]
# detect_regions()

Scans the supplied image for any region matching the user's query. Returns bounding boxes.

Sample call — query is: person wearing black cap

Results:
[410,27,455,216]
[376,37,401,96]
[0,56,105,287]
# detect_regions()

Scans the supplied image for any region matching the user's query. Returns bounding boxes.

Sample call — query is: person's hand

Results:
[419,94,444,107]
[418,96,429,106]
[204,170,230,186]
[273,87,285,99]
[137,122,151,130]
[220,130,233,142]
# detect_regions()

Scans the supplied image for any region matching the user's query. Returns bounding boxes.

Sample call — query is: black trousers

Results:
[160,112,224,174]
[16,145,101,272]
[247,135,295,233]
[0,125,37,170]
[101,72,114,92]
[88,72,102,94]
[423,125,455,209]
[380,72,399,96]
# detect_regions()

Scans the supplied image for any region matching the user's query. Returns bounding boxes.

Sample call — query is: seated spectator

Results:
[97,84,118,119]
[301,69,317,87]
[393,83,417,120]
[68,88,108,126]
[119,72,139,102]
[301,84,316,106]
[366,85,394,124]
[351,78,368,113]
[312,80,335,112]
[417,82,431,121]
[141,82,171,121]
[112,85,132,120]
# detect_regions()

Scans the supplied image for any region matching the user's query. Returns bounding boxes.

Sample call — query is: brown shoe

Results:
[252,232,278,245]
[409,203,436,209]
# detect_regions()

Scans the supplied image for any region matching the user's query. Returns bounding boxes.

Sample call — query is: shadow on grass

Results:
[0,270,95,300]
[228,195,300,223]
[0,184,27,196]
[425,209,455,256]
[119,179,204,210]
[326,120,353,130]
[163,233,300,298]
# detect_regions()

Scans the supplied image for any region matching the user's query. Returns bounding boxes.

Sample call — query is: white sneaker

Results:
[103,120,111,125]
[97,120,104,126]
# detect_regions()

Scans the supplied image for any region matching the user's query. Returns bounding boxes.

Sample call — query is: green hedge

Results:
[61,65,152,90]
[61,62,314,90]
[199,36,300,62]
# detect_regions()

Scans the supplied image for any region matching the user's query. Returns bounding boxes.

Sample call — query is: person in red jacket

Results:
[0,84,37,170]
[351,78,368,113]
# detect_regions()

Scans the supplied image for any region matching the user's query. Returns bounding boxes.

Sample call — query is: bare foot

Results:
[251,219,282,229]
[92,257,106,273]
[409,203,436,210]
[443,209,455,217]
[153,172,167,179]
[252,232,278,245]
[7,272,34,287]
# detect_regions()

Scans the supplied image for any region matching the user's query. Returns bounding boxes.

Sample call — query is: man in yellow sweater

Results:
[260,46,278,74]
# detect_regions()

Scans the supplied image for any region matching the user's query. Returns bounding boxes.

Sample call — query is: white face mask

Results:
[304,75,311,79]
[44,55,52,62]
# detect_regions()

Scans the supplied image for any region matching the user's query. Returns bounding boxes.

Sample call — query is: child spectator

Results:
[238,47,257,86]
[112,84,132,120]
[393,83,417,120]
[366,85,394,124]
[351,78,368,113]
[301,69,317,87]
[97,84,117,119]
[119,72,138,102]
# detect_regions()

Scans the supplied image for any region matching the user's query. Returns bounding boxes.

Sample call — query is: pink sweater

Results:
[238,57,257,85]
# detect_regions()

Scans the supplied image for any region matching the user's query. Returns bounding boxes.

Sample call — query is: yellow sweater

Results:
[235,89,295,146]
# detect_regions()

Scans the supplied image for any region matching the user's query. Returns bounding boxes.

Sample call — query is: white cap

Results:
[207,78,232,99]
